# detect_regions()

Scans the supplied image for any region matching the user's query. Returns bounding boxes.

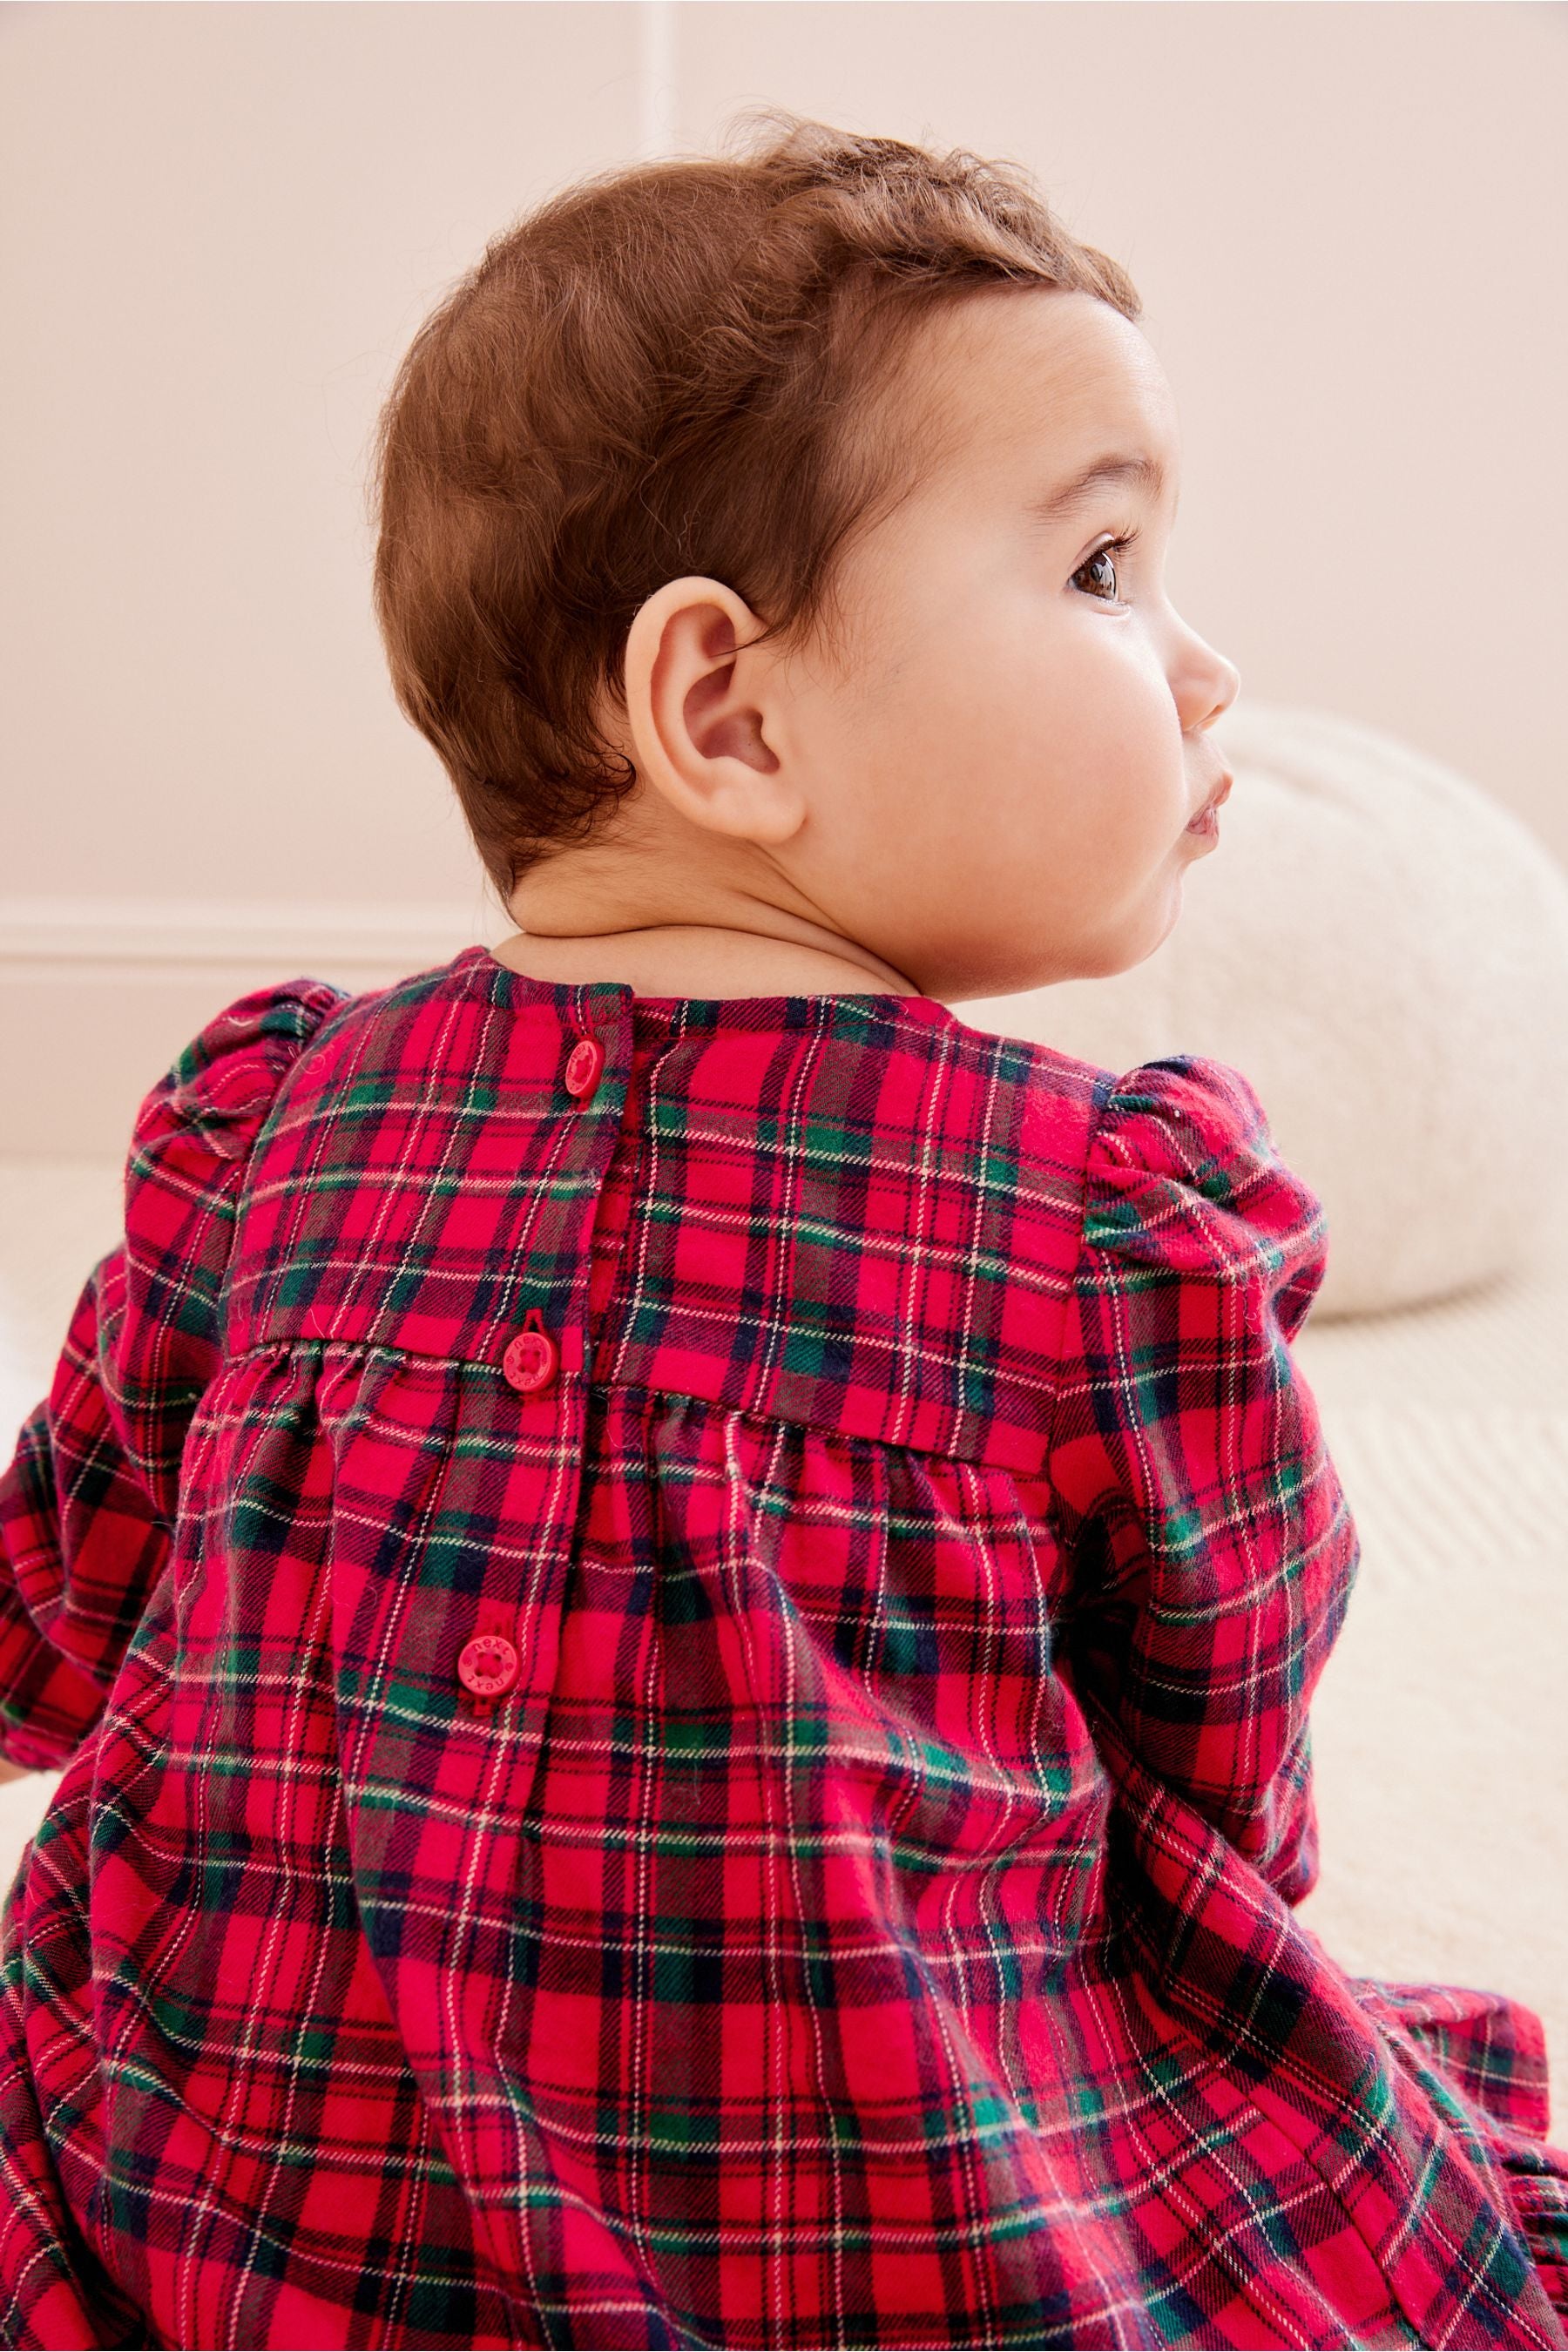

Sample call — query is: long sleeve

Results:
[1044,1053,1358,1908]
[0,978,349,1770]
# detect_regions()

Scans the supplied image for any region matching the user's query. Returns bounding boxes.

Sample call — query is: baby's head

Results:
[371,111,1239,1003]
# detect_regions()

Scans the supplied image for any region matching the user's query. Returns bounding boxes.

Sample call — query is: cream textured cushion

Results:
[957,702,1568,1319]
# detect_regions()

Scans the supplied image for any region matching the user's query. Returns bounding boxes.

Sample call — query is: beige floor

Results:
[3,1159,1565,2144]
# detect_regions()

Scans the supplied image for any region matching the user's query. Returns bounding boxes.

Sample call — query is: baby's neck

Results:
[489,925,916,1001]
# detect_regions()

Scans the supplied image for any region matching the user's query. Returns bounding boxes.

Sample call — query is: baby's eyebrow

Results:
[1028,451,1173,523]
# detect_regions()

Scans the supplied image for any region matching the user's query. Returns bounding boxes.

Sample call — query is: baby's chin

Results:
[1098,866,1190,977]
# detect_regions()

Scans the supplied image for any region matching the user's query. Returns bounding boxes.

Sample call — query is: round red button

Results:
[457,1631,520,1700]
[564,1035,605,1102]
[503,1309,558,1396]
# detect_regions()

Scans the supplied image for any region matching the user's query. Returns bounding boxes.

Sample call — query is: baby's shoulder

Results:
[943,1016,1324,1294]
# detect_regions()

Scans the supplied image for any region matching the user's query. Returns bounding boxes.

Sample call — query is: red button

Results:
[457,1630,520,1700]
[564,1034,605,1101]
[503,1308,558,1396]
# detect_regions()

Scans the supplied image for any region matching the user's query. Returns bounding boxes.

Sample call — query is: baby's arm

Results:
[1044,1055,1356,1905]
[1,978,350,1778]
[0,1244,172,1772]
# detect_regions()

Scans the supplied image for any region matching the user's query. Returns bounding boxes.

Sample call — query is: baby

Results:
[3,108,1565,2351]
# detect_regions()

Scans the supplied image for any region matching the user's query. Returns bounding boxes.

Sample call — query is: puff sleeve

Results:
[0,978,350,1769]
[1045,1054,1358,1908]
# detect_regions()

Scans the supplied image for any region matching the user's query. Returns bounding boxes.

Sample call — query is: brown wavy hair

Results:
[368,107,1141,902]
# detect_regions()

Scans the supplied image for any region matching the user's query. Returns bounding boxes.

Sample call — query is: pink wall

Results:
[2,3,1563,1058]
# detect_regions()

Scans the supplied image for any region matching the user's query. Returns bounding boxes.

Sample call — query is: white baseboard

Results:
[0,896,497,972]
[1,896,504,1160]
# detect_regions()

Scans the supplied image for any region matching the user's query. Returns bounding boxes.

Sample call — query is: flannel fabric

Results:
[1,943,1565,2351]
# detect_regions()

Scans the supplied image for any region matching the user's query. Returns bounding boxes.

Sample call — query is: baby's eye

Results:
[1071,532,1137,603]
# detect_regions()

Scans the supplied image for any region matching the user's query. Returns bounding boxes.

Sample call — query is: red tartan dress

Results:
[2,943,1565,2351]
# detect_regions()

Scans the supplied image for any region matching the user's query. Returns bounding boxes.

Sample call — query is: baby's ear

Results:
[623,578,806,847]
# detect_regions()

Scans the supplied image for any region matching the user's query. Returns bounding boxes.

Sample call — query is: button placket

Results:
[474,1005,623,1732]
[499,1023,617,1403]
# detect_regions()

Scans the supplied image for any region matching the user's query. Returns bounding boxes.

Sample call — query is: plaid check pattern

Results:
[2,943,1565,2349]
